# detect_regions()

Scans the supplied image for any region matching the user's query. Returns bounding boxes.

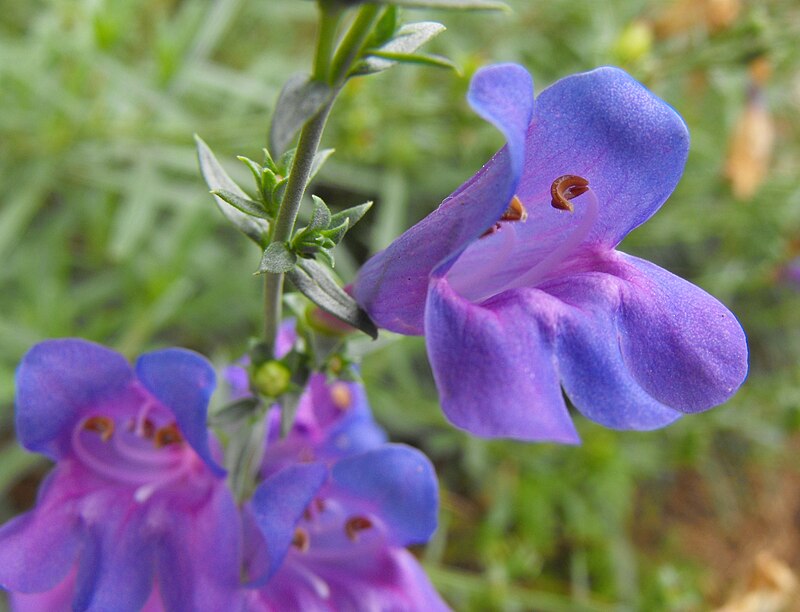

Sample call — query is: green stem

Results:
[330,4,381,84]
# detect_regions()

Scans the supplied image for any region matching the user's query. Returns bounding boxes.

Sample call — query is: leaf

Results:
[211,397,261,427]
[195,135,270,247]
[366,51,458,72]
[370,0,509,8]
[212,189,269,219]
[329,201,372,231]
[269,73,333,156]
[308,195,332,231]
[308,148,335,184]
[368,5,399,47]
[258,242,298,274]
[355,22,447,76]
[287,259,378,339]
[237,156,264,190]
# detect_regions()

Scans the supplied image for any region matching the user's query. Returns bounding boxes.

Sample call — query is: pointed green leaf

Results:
[368,5,399,47]
[320,218,350,245]
[371,0,508,8]
[308,195,332,231]
[212,189,270,219]
[287,259,378,339]
[269,73,333,156]
[354,22,447,76]
[237,156,264,191]
[309,149,335,184]
[195,135,270,247]
[257,242,298,274]
[366,51,458,72]
[329,201,372,231]
[211,397,261,427]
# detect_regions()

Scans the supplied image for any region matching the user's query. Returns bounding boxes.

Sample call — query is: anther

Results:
[154,423,183,448]
[550,175,590,212]
[330,383,352,411]
[83,416,115,442]
[500,195,528,222]
[292,527,310,552]
[344,516,373,541]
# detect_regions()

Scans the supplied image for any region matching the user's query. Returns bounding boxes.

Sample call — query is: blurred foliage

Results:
[2,0,800,610]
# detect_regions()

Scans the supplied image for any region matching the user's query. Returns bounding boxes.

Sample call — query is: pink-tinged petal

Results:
[425,276,579,443]
[545,270,685,430]
[135,349,224,476]
[515,67,689,250]
[610,253,748,411]
[0,470,81,593]
[331,444,438,547]
[354,64,534,334]
[249,462,328,585]
[72,499,155,612]
[9,567,78,611]
[155,484,243,612]
[15,339,134,459]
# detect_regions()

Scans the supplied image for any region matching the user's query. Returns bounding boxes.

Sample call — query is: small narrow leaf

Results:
[308,195,332,231]
[369,5,399,47]
[212,189,270,219]
[287,260,378,339]
[238,156,264,190]
[258,242,298,274]
[367,51,458,72]
[211,397,260,427]
[269,74,333,156]
[355,22,447,76]
[329,201,372,231]
[195,135,270,247]
[321,218,350,246]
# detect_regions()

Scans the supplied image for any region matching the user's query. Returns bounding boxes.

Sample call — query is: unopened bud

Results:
[254,360,291,397]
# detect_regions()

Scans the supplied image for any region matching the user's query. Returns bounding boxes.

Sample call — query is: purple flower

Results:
[354,64,749,443]
[225,331,448,610]
[0,339,242,611]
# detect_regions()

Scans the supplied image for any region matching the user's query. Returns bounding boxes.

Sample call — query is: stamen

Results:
[330,383,352,410]
[501,195,528,222]
[154,423,183,448]
[550,175,590,212]
[292,528,310,552]
[344,516,373,541]
[83,416,115,442]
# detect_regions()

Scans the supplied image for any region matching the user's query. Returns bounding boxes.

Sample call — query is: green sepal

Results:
[287,259,378,339]
[195,135,270,247]
[257,241,298,274]
[211,189,270,219]
[269,74,333,156]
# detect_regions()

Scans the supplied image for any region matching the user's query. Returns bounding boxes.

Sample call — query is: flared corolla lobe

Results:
[354,64,748,442]
[0,339,241,612]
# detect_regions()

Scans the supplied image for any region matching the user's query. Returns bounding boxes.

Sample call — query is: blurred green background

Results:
[2,0,800,610]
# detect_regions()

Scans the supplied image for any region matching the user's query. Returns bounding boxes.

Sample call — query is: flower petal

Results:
[515,66,689,249]
[0,471,80,593]
[15,339,134,459]
[135,349,224,476]
[612,253,748,410]
[330,444,438,547]
[424,276,580,442]
[354,64,534,334]
[156,484,243,612]
[249,462,328,584]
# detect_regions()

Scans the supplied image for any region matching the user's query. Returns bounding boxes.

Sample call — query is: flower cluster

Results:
[0,339,445,611]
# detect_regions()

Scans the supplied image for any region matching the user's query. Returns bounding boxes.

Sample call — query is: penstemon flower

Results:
[354,63,749,443]
[0,339,242,611]
[226,341,449,611]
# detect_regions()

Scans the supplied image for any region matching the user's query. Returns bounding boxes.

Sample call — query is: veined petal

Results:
[0,470,81,593]
[546,270,685,429]
[135,349,224,477]
[156,483,243,612]
[249,462,328,584]
[425,276,580,443]
[15,339,134,459]
[354,64,534,334]
[515,67,689,249]
[330,444,438,547]
[612,253,748,410]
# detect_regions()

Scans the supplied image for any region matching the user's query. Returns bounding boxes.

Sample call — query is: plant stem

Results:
[330,4,381,84]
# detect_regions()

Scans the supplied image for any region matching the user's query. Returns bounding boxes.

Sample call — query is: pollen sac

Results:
[550,175,590,212]
[83,416,115,442]
[344,515,373,541]
[154,423,183,448]
[292,527,310,552]
[500,196,528,222]
[330,383,352,411]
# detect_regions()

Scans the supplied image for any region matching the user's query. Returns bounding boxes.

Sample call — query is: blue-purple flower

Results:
[226,342,449,611]
[354,64,749,443]
[0,339,242,611]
